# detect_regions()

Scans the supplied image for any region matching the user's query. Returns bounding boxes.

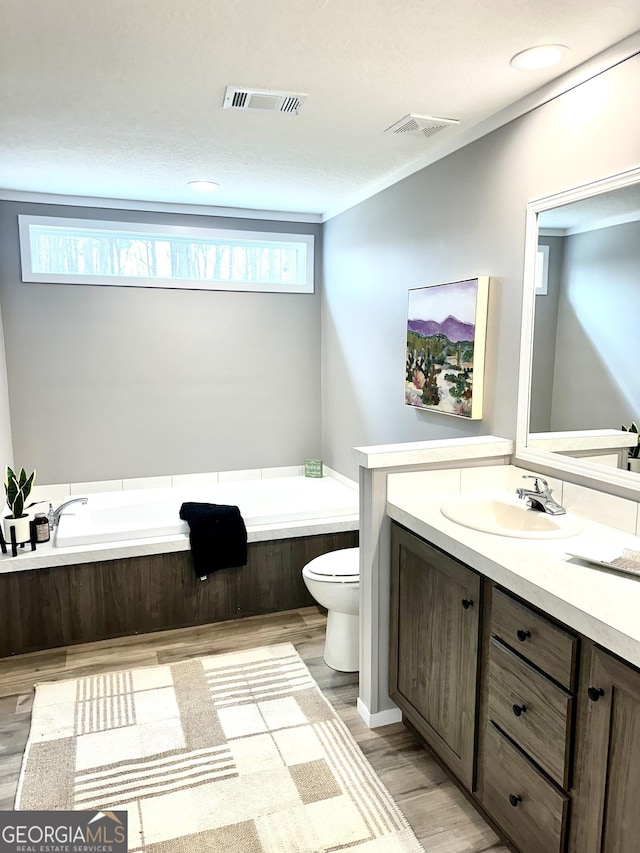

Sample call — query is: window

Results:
[535,243,549,295]
[18,215,314,293]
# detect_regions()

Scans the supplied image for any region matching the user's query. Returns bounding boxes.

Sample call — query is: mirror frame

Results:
[515,164,640,500]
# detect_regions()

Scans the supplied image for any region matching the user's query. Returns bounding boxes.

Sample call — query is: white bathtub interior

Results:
[54,475,359,548]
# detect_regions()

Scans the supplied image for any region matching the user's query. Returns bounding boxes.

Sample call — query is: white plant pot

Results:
[629,458,640,474]
[3,514,31,545]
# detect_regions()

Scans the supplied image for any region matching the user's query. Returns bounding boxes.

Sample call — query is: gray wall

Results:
[549,220,640,431]
[0,301,13,468]
[322,53,640,479]
[2,55,640,486]
[0,203,322,483]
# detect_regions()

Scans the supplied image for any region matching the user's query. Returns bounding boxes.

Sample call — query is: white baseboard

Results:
[357,697,402,728]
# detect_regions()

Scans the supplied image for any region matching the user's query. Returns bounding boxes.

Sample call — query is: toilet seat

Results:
[302,548,359,583]
[304,570,358,583]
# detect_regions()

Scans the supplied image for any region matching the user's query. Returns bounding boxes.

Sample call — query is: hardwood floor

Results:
[0,606,509,853]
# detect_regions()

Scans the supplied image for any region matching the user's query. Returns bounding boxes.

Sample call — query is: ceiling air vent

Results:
[223,86,307,115]
[384,114,460,139]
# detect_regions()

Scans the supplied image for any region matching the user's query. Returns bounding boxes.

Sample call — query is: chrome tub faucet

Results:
[516,476,566,516]
[50,497,88,528]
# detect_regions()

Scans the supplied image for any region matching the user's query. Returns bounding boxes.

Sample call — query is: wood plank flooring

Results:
[0,606,509,853]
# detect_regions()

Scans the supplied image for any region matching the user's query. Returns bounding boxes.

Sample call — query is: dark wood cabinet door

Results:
[389,522,480,789]
[571,645,640,852]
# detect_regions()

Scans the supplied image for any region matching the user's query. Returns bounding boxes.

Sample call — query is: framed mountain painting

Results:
[405,277,489,419]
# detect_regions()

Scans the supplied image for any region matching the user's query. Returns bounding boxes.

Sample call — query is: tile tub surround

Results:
[30,465,312,503]
[2,467,358,574]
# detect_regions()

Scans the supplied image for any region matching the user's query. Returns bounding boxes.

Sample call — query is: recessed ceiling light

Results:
[187,180,220,192]
[510,45,568,71]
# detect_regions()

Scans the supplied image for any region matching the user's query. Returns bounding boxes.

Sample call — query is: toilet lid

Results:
[305,549,359,578]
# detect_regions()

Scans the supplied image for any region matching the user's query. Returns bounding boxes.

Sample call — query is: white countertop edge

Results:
[529,429,637,452]
[387,499,640,671]
[353,435,514,469]
[0,515,359,574]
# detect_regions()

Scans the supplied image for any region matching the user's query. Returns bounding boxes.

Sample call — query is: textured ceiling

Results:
[539,182,640,231]
[0,0,639,217]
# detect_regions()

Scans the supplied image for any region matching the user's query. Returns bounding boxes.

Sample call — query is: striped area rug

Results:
[16,643,424,852]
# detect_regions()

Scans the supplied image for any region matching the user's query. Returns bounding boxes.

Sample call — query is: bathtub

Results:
[54,475,359,548]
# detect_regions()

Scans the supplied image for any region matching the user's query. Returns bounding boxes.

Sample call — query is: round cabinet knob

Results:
[508,794,523,807]
[587,686,605,702]
[512,703,527,717]
[516,629,531,642]
[461,599,474,609]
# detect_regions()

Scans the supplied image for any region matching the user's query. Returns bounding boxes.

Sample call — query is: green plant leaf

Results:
[5,465,16,489]
[4,466,36,518]
[24,470,35,495]
[5,468,18,514]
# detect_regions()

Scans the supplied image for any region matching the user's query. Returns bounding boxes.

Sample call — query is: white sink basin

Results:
[440,494,582,539]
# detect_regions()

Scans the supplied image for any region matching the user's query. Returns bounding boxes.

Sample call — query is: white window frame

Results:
[18,215,315,294]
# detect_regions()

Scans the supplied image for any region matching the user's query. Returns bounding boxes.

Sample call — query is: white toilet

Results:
[302,547,359,672]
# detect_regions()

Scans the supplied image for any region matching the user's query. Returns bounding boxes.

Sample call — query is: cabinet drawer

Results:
[492,588,578,689]
[488,638,573,788]
[481,722,569,853]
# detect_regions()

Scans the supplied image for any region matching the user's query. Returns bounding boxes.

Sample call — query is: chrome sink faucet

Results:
[516,476,565,516]
[50,497,88,528]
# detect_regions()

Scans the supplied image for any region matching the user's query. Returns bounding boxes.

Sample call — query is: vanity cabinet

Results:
[570,644,640,852]
[389,519,640,852]
[389,523,480,789]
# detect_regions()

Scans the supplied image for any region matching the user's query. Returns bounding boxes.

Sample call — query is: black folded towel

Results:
[179,502,248,580]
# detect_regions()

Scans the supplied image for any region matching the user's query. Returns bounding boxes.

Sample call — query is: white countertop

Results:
[0,515,359,574]
[353,435,513,469]
[387,493,640,670]
[528,429,637,452]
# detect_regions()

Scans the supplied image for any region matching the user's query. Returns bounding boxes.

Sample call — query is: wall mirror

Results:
[516,165,640,497]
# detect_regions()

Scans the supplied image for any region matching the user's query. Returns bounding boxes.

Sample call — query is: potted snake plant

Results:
[622,423,640,473]
[3,465,36,544]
